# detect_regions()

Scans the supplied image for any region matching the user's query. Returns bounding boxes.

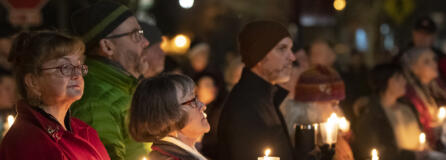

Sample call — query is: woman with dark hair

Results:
[354,63,422,160]
[353,63,446,160]
[400,47,446,149]
[0,31,109,160]
[129,74,210,160]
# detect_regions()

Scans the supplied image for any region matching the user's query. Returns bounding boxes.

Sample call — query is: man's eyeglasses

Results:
[181,96,204,110]
[40,64,88,77]
[105,29,144,42]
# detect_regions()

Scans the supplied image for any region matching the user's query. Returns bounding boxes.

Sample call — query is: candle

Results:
[320,113,339,145]
[338,117,350,132]
[371,148,379,160]
[313,123,319,145]
[7,115,14,129]
[2,115,14,136]
[419,132,426,150]
[258,148,280,160]
[438,107,446,122]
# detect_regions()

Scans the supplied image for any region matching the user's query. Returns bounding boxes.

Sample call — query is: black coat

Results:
[352,96,419,160]
[217,68,295,160]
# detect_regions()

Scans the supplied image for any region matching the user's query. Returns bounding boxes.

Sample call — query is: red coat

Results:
[0,100,110,160]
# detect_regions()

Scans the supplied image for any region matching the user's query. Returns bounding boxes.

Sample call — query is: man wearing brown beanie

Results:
[217,20,296,160]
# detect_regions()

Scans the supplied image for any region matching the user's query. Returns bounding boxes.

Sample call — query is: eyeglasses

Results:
[40,64,88,77]
[105,29,144,42]
[181,96,204,110]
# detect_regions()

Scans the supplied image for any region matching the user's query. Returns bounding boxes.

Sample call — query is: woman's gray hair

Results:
[400,47,433,67]
[129,74,196,142]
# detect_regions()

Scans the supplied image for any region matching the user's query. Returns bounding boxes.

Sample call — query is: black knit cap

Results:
[238,20,291,68]
[140,22,162,47]
[71,1,133,49]
[414,16,437,33]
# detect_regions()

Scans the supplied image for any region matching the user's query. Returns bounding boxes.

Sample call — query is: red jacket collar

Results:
[16,100,71,141]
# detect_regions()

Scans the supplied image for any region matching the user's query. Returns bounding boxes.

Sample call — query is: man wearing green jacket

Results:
[70,1,149,159]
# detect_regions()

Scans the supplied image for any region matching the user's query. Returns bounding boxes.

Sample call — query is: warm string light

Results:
[160,34,191,54]
[333,0,346,11]
[179,0,194,9]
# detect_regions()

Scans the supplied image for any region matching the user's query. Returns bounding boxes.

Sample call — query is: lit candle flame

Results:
[371,148,379,160]
[419,132,426,150]
[141,157,147,160]
[419,133,426,144]
[438,107,446,122]
[325,113,339,145]
[264,148,271,157]
[338,117,350,132]
[7,115,14,128]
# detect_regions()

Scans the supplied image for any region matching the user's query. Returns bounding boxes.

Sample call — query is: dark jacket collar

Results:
[237,68,276,98]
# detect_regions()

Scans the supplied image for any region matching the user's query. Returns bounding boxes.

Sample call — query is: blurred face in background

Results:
[413,30,435,48]
[0,76,16,109]
[309,41,336,67]
[0,36,16,70]
[284,49,309,95]
[140,42,166,78]
[196,76,217,105]
[386,73,407,99]
[189,44,210,73]
[410,50,438,85]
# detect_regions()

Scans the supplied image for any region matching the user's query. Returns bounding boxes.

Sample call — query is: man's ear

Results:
[99,39,115,58]
[24,73,41,98]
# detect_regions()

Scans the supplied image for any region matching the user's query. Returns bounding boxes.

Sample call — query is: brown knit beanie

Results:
[294,65,345,102]
[238,20,291,68]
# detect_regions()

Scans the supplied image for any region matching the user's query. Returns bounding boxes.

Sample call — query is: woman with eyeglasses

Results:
[0,31,110,160]
[129,74,210,160]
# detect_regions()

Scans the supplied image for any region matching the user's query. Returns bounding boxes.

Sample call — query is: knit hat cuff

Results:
[294,82,345,102]
[81,6,132,48]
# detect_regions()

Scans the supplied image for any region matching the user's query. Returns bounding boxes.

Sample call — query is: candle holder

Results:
[258,149,280,160]
[294,124,316,160]
[316,144,336,160]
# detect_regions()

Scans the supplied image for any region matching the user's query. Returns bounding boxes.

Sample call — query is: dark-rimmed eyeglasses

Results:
[181,96,204,110]
[105,29,144,42]
[40,64,88,77]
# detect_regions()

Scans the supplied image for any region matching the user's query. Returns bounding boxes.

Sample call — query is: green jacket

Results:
[71,57,148,160]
